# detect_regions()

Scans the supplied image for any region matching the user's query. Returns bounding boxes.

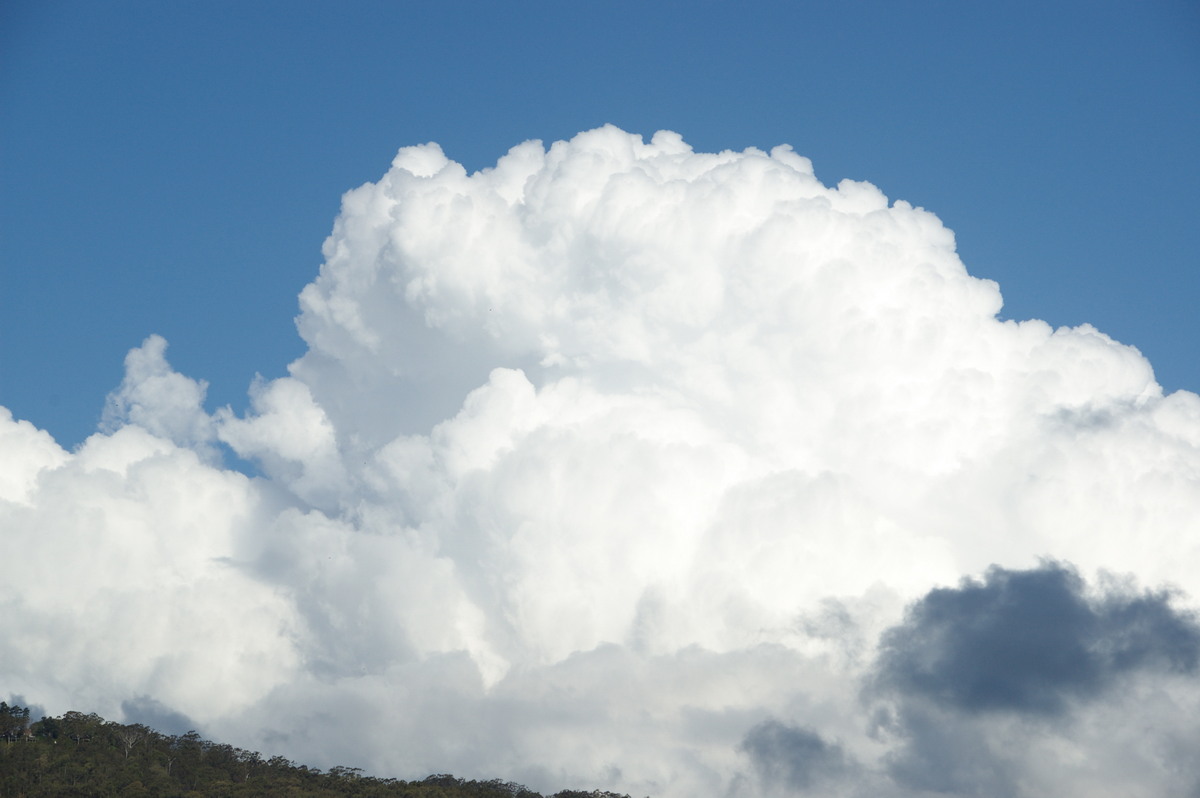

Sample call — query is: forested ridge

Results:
[0,701,636,798]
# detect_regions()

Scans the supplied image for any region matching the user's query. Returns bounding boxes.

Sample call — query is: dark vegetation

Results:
[0,701,633,798]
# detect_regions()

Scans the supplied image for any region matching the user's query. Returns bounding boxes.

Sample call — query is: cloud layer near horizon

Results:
[4,126,1200,796]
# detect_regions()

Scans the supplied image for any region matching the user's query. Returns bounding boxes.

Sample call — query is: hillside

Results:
[0,701,632,798]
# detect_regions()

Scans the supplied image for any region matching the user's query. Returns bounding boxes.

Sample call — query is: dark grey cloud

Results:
[739,719,851,793]
[121,695,196,736]
[874,563,1200,716]
[6,694,46,722]
[865,565,1200,797]
[881,705,1017,798]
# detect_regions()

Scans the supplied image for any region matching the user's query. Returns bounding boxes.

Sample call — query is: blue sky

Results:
[2,1,1197,449]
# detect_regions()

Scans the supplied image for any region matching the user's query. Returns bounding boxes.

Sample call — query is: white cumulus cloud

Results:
[3,126,1199,797]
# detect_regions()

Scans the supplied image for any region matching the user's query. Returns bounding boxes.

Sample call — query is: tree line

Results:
[0,701,636,798]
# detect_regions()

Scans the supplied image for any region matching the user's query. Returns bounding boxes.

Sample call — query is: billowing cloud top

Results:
[3,126,1200,796]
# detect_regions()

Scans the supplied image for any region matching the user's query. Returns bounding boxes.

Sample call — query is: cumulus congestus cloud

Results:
[3,126,1200,796]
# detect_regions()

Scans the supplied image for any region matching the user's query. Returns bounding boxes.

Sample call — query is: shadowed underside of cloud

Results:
[120,695,196,737]
[3,126,1200,797]
[875,563,1200,715]
[870,564,1200,796]
[739,719,854,793]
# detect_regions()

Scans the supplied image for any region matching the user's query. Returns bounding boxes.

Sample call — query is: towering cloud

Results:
[3,126,1199,796]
